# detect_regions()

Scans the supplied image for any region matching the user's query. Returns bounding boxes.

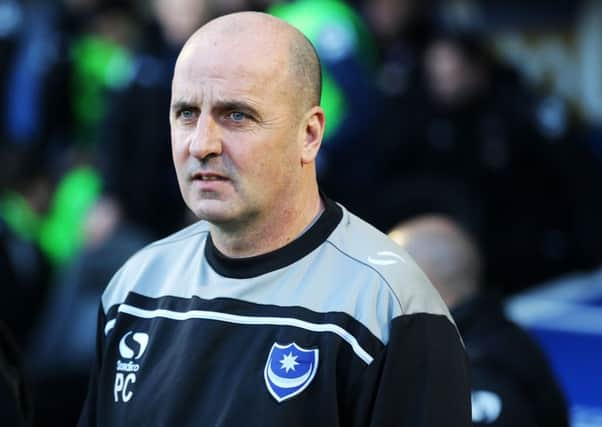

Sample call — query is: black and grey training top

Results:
[78,197,471,427]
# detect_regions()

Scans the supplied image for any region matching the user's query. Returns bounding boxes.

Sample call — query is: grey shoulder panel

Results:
[101,220,209,312]
[328,206,454,322]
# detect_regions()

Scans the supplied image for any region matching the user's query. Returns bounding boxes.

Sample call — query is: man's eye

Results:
[229,111,246,122]
[180,110,195,120]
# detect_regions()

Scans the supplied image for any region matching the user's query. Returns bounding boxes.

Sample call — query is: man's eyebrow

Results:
[171,100,196,113]
[214,100,260,117]
[171,99,262,118]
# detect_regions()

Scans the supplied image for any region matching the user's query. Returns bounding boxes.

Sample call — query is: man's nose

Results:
[189,113,223,159]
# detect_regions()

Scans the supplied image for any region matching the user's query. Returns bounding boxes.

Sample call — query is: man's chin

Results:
[190,200,236,224]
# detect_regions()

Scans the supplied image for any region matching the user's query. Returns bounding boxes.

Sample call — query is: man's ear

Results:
[300,106,325,165]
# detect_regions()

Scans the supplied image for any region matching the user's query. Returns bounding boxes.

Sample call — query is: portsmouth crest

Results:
[264,342,319,403]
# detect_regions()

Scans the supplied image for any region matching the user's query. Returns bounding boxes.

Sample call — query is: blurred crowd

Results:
[1,0,601,425]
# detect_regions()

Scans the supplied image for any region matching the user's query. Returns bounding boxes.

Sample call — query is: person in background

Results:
[389,214,570,427]
[0,146,52,350]
[360,0,435,97]
[375,30,602,294]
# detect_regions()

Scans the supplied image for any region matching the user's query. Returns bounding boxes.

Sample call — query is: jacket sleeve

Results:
[349,313,472,426]
[77,305,106,427]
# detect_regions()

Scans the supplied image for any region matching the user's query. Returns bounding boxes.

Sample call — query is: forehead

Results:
[172,33,291,102]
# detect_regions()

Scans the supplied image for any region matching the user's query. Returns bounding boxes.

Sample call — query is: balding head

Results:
[179,12,321,113]
[389,215,481,309]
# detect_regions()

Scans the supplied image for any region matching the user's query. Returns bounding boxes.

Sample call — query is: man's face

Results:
[170,34,303,228]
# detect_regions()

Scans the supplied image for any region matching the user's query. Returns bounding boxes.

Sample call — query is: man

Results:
[78,12,470,426]
[389,215,569,427]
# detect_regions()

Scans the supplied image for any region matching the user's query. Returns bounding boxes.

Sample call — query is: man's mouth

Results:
[192,172,228,181]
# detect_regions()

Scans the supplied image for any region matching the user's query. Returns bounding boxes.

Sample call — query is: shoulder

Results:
[101,221,209,312]
[146,220,210,250]
[326,205,452,321]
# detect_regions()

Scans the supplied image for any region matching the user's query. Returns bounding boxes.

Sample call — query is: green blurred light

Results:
[39,166,102,265]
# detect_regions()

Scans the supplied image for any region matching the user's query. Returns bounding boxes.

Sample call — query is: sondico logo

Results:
[367,251,406,266]
[114,331,149,403]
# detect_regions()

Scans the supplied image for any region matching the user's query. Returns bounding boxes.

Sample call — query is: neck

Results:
[209,186,323,258]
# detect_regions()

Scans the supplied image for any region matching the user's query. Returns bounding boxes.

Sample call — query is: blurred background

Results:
[0,0,600,426]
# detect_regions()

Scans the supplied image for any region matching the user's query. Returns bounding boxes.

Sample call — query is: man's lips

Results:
[190,172,229,181]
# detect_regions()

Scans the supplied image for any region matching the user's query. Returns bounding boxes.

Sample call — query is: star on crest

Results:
[279,352,299,373]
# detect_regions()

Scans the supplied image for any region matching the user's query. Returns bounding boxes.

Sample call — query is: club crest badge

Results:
[264,342,319,403]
